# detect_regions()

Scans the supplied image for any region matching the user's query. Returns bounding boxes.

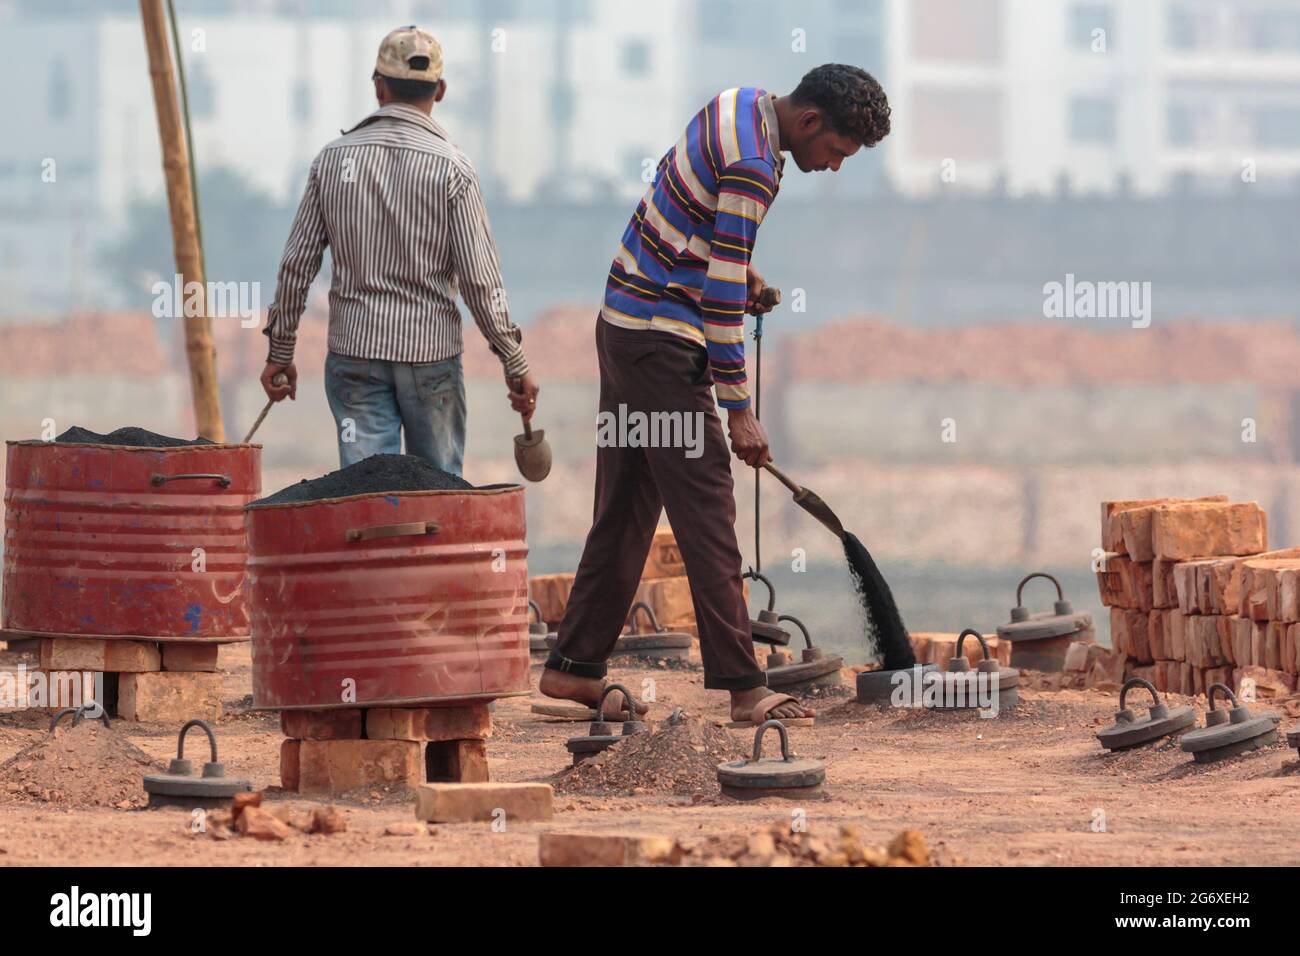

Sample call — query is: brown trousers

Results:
[545,317,764,690]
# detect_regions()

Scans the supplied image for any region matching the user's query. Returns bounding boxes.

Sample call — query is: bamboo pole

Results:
[139,0,224,440]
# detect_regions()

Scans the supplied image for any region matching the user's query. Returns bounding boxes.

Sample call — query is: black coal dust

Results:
[53,426,214,448]
[251,453,473,506]
[843,532,915,670]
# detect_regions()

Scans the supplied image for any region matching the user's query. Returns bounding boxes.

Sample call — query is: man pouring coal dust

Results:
[259,26,537,475]
[540,66,892,725]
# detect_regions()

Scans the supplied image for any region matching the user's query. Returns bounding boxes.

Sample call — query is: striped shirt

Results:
[264,103,529,378]
[602,88,783,409]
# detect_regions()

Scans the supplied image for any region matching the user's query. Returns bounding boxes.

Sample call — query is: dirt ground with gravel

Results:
[0,641,1297,867]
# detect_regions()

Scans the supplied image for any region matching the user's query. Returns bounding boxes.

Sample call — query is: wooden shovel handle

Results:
[761,462,801,495]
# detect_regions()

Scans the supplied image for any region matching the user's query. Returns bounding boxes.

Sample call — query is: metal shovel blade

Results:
[791,487,844,540]
[514,427,552,482]
[762,463,845,540]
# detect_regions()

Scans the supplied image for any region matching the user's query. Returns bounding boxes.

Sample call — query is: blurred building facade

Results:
[886,0,1300,196]
[0,0,1297,314]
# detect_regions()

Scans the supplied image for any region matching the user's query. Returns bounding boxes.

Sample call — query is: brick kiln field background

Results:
[6,308,1300,664]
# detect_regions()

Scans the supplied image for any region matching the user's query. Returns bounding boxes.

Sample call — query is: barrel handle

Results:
[345,520,440,543]
[151,473,232,488]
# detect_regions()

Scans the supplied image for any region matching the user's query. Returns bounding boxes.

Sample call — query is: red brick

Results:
[1152,661,1169,693]
[280,740,300,792]
[1216,615,1235,666]
[415,782,553,823]
[365,705,491,742]
[1106,496,1228,559]
[116,672,221,722]
[1286,623,1300,674]
[1185,615,1225,668]
[1166,608,1186,661]
[289,739,423,794]
[40,638,160,673]
[1127,610,1153,663]
[1110,608,1129,656]
[1149,502,1267,561]
[1152,558,1179,609]
[1251,620,1268,666]
[160,643,220,672]
[1266,621,1285,670]
[280,709,364,740]
[1148,611,1167,661]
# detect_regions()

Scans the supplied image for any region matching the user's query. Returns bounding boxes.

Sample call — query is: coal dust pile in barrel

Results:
[52,426,214,447]
[843,532,915,670]
[0,722,159,809]
[251,453,473,506]
[555,714,741,796]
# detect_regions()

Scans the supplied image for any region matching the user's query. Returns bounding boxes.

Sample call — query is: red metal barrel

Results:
[2,440,260,642]
[246,486,530,709]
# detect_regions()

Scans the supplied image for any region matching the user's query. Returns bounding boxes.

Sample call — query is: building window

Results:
[48,59,71,121]
[1166,3,1206,52]
[698,0,740,36]
[1069,3,1113,51]
[1166,102,1197,147]
[188,61,216,119]
[1069,96,1116,144]
[292,79,311,123]
[621,38,650,77]
[1249,105,1300,148]
[1244,8,1300,52]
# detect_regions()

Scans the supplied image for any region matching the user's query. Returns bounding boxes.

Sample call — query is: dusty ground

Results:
[0,642,1297,867]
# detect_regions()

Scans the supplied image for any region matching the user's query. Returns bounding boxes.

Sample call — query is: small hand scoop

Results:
[514,416,552,482]
[762,462,844,540]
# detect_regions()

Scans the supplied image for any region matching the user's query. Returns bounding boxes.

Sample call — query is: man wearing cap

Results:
[260,26,538,475]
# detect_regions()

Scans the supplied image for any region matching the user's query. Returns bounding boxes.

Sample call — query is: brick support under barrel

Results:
[278,704,492,794]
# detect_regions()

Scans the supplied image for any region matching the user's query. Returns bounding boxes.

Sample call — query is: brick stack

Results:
[530,525,704,638]
[36,637,223,722]
[279,704,491,795]
[908,632,1013,671]
[1094,497,1298,698]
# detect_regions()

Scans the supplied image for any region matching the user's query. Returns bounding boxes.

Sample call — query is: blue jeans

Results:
[323,351,466,475]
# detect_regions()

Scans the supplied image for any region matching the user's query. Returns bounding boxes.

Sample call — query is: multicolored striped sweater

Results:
[601,87,783,409]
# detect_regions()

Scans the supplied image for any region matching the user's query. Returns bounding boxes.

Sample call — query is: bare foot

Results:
[538,668,649,719]
[729,687,816,722]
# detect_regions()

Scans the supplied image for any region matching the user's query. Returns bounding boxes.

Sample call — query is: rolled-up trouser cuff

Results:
[543,649,608,680]
[703,670,768,692]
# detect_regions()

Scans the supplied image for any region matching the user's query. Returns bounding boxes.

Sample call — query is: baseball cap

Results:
[375,25,443,82]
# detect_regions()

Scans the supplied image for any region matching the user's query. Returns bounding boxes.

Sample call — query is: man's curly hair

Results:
[791,64,891,147]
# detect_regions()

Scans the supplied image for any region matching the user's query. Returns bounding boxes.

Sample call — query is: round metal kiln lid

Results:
[997,571,1092,642]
